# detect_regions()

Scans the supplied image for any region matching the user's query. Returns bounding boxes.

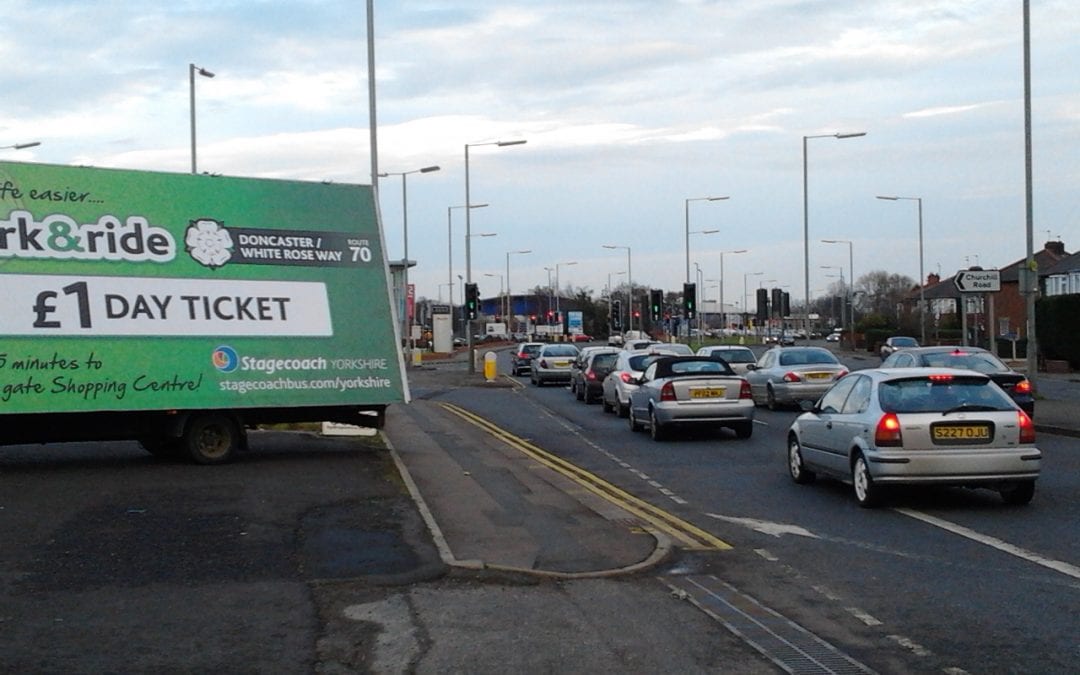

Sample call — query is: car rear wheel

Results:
[628,405,643,432]
[787,435,815,483]
[617,399,629,418]
[649,409,667,441]
[1000,481,1035,505]
[732,421,753,440]
[601,396,614,413]
[575,381,585,401]
[766,386,780,411]
[852,453,881,507]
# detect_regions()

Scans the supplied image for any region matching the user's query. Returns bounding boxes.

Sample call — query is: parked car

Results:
[627,356,754,440]
[602,348,670,417]
[695,345,757,375]
[744,346,849,410]
[529,343,580,386]
[786,367,1040,507]
[511,342,545,376]
[571,333,593,343]
[880,346,1035,417]
[571,349,621,404]
[880,335,920,360]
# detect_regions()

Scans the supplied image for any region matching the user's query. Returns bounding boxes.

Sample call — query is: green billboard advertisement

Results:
[0,161,407,414]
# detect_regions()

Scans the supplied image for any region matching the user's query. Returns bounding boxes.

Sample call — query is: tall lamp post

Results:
[380,165,441,363]
[506,249,532,332]
[465,139,526,372]
[684,196,729,283]
[555,261,578,335]
[802,131,865,333]
[877,195,925,344]
[821,238,854,347]
[189,63,215,174]
[718,249,747,334]
[602,244,633,334]
[447,203,488,336]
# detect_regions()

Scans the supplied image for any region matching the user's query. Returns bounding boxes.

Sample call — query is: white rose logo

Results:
[185,218,234,269]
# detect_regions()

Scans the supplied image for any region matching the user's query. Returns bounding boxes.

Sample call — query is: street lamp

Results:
[189,63,215,174]
[802,131,865,333]
[0,141,41,151]
[684,196,729,283]
[555,261,578,321]
[380,165,441,363]
[448,203,488,336]
[465,138,526,372]
[718,249,747,335]
[877,195,926,344]
[484,273,504,327]
[821,238,854,347]
[505,249,532,331]
[602,244,633,334]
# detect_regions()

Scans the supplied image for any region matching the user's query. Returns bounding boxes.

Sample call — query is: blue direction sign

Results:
[954,269,1001,292]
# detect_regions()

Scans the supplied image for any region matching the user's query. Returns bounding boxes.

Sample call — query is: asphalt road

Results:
[464,343,1080,673]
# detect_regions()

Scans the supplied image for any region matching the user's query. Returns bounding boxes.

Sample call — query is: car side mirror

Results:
[745,364,757,371]
[799,399,816,413]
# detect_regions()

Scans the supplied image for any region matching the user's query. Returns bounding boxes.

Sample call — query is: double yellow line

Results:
[440,402,731,551]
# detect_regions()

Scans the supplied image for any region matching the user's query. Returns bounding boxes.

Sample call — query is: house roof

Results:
[1043,250,1080,277]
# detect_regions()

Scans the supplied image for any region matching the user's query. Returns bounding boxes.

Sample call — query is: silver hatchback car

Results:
[786,368,1040,507]
[529,343,580,386]
[745,346,848,410]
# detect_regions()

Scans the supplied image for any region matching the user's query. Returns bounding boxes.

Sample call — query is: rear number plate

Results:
[932,424,991,443]
[805,372,831,380]
[690,387,725,399]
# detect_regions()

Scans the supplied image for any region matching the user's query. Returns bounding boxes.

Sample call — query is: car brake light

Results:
[928,373,954,382]
[620,372,634,384]
[783,371,802,383]
[660,382,676,401]
[739,380,752,399]
[836,369,849,379]
[1018,410,1035,444]
[586,369,597,381]
[874,413,903,447]
[1014,379,1033,395]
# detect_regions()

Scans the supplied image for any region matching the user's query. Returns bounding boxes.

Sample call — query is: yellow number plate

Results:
[690,387,725,399]
[932,425,991,440]
[554,360,571,367]
[805,372,832,380]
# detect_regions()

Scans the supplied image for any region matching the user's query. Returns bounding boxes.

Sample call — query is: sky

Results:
[2,0,1077,313]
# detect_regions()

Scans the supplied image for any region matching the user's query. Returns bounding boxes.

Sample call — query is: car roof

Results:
[644,355,736,377]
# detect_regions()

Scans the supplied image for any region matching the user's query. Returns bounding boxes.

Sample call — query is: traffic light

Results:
[546,309,555,325]
[464,283,479,320]
[683,282,696,320]
[781,291,791,318]
[649,289,663,321]
[611,299,622,330]
[756,288,769,321]
[771,287,782,320]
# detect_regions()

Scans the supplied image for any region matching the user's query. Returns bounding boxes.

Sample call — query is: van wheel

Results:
[183,414,241,465]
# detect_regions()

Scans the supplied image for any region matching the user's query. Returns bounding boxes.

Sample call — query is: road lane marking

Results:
[440,401,731,550]
[895,508,1080,581]
[707,513,820,539]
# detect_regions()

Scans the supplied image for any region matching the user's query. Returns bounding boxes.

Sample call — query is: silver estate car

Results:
[786,368,1040,507]
[695,345,757,375]
[529,343,580,386]
[628,356,754,441]
[745,346,848,410]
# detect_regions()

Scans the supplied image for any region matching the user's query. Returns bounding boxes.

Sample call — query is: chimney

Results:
[927,272,940,286]
[1045,240,1066,257]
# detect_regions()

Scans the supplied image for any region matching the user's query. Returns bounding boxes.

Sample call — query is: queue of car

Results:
[511,333,1040,507]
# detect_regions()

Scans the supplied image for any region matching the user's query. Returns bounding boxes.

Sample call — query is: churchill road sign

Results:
[954,269,1001,293]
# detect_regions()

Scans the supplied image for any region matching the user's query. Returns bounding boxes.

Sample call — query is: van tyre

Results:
[183,414,241,465]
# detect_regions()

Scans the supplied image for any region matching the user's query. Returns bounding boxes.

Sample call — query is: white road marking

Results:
[845,607,883,627]
[754,548,779,562]
[895,508,1080,581]
[707,513,820,539]
[887,634,933,657]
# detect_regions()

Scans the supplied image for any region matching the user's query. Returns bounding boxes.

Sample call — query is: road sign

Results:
[954,269,1001,293]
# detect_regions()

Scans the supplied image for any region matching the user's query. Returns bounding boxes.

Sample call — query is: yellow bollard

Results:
[483,351,497,382]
